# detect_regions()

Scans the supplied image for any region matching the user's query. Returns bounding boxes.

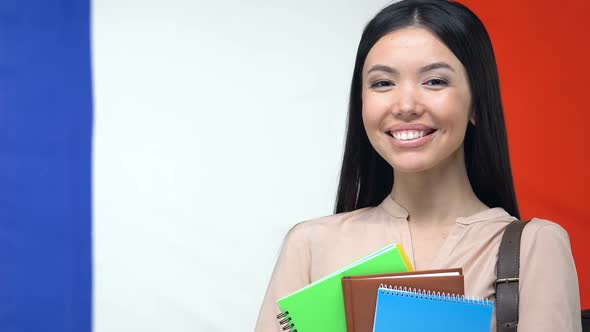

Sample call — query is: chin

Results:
[393,165,434,174]
[389,158,437,174]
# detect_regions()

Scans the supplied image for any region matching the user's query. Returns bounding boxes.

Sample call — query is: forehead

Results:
[364,27,464,73]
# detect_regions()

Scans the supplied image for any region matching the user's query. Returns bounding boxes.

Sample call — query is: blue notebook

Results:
[373,286,494,332]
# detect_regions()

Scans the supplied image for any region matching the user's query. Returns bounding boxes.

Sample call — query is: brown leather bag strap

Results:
[496,220,527,332]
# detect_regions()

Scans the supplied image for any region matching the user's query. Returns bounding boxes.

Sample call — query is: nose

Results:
[391,84,422,120]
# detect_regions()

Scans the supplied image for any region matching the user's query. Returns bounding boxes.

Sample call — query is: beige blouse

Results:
[255,195,582,332]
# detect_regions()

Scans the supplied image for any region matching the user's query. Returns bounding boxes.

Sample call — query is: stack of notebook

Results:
[275,243,494,332]
[342,268,465,332]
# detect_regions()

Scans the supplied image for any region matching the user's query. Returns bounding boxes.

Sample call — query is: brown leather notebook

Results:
[341,268,464,332]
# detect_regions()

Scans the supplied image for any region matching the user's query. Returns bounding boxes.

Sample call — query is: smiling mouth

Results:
[388,129,437,141]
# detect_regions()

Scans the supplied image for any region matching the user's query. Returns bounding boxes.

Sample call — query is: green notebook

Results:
[276,243,413,332]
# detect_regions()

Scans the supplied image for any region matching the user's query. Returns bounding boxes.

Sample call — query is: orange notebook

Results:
[341,268,464,332]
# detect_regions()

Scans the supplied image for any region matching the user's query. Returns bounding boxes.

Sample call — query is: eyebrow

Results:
[366,62,455,75]
[366,64,399,75]
[419,62,455,73]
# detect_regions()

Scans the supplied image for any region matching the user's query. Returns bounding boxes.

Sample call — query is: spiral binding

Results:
[378,284,493,307]
[276,311,298,332]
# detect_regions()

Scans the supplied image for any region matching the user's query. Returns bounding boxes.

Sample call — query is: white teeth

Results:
[392,130,426,141]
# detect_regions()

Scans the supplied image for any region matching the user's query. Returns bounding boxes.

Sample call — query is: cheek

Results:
[435,92,471,132]
[361,103,384,151]
[362,93,388,129]
[361,106,377,130]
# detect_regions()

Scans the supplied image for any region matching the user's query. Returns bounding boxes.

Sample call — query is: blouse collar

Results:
[378,194,513,225]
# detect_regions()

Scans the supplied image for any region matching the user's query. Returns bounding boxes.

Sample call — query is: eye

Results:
[370,80,395,88]
[424,78,448,87]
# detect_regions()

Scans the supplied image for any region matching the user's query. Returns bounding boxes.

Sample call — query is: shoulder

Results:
[522,218,570,242]
[282,205,380,243]
[521,217,573,255]
[290,206,377,231]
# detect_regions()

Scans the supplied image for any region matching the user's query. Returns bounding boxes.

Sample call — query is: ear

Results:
[469,109,476,126]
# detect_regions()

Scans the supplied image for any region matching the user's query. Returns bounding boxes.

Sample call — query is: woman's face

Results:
[362,27,473,174]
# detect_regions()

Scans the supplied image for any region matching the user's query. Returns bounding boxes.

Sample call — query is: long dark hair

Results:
[335,0,520,219]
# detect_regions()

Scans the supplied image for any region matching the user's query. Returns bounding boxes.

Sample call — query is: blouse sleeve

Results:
[517,221,582,332]
[254,222,311,332]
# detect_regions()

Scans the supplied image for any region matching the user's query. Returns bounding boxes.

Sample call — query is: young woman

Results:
[255,1,581,331]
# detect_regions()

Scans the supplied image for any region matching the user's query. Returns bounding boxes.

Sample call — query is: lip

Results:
[386,125,438,148]
[386,123,436,132]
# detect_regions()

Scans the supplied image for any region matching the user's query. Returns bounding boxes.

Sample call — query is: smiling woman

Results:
[362,27,474,175]
[254,1,582,331]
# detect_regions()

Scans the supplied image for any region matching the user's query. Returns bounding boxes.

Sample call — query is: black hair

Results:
[335,0,520,219]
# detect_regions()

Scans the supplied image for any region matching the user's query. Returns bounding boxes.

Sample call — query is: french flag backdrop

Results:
[1,0,588,331]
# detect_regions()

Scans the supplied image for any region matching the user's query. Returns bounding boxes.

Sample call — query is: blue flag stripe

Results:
[0,0,92,331]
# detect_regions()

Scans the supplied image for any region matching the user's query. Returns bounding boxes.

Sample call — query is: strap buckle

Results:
[496,277,519,284]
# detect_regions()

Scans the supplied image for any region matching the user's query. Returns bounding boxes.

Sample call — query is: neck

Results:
[391,147,488,225]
